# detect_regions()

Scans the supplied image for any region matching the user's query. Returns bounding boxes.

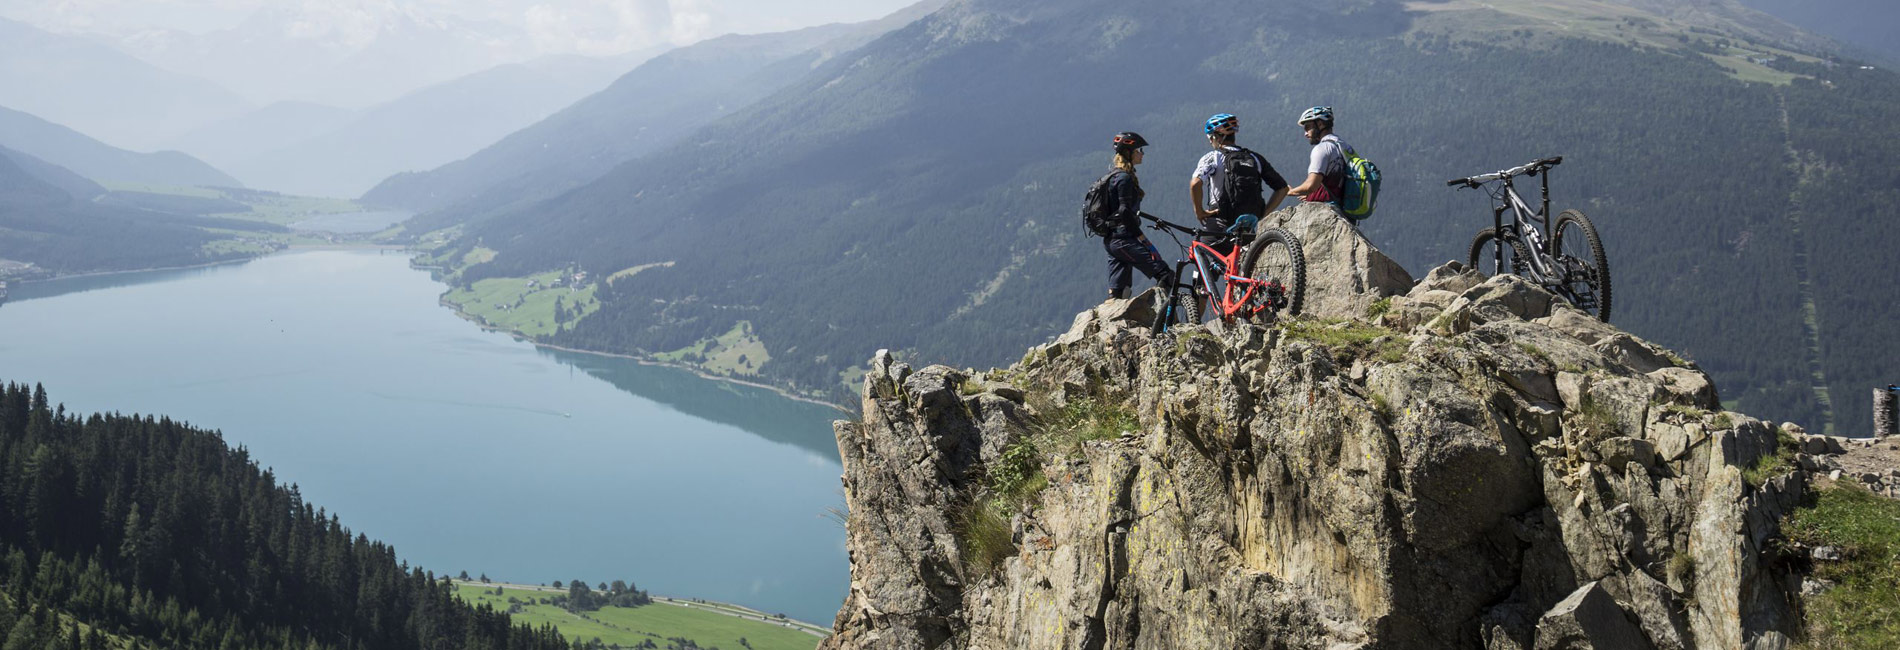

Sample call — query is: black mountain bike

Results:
[1142,212,1305,332]
[1447,156,1612,322]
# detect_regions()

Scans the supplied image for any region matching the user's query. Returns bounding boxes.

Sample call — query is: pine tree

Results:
[0,606,37,650]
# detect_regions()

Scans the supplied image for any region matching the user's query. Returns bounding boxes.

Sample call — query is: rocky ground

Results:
[817,203,1883,650]
[1789,428,1900,497]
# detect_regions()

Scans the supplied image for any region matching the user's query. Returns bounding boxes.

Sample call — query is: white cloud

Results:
[522,0,682,56]
[668,0,716,44]
[3,0,920,55]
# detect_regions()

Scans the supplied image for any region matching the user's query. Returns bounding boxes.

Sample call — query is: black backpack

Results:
[1218,147,1268,217]
[1080,170,1124,237]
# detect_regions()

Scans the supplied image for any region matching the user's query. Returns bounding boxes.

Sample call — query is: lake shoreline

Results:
[10,256,256,284]
[435,295,854,416]
[11,244,406,285]
[4,249,852,623]
[534,342,852,415]
[452,580,831,636]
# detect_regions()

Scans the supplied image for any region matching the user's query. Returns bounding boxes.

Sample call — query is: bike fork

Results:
[1492,204,1507,274]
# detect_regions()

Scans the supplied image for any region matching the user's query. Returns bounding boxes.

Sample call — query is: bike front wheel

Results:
[1238,227,1306,321]
[1551,209,1612,322]
[1467,227,1531,277]
[1150,265,1201,334]
[1150,287,1201,333]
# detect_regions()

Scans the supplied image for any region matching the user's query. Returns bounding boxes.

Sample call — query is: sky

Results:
[0,0,920,54]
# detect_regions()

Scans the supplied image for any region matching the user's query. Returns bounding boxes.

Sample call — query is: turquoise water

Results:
[0,250,849,624]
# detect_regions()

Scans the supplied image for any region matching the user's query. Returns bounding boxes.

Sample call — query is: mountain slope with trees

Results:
[435,0,1897,434]
[0,147,263,276]
[0,382,570,650]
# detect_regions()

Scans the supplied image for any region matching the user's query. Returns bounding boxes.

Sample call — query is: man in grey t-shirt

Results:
[1189,113,1289,234]
[1289,106,1354,210]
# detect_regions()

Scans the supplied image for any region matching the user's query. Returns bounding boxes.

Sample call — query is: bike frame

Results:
[1480,164,1559,284]
[1451,156,1607,319]
[1185,238,1263,319]
[1144,213,1279,321]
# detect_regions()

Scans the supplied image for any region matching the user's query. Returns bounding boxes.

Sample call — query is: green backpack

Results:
[1333,141,1381,219]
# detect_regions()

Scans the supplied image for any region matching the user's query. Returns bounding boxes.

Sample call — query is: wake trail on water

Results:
[135,369,316,393]
[367,391,571,418]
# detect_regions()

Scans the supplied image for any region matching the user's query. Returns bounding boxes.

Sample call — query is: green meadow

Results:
[441,270,601,338]
[451,583,821,650]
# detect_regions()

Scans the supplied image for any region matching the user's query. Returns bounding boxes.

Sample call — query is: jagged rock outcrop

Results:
[1262,202,1414,321]
[823,209,1804,649]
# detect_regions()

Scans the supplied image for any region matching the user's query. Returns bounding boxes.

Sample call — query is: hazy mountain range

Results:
[364,0,948,216]
[172,52,657,198]
[0,18,246,151]
[409,0,1898,437]
[0,105,239,187]
[2,6,663,196]
[105,2,659,109]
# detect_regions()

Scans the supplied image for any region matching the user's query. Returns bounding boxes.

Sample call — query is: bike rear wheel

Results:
[1467,227,1531,277]
[1238,227,1306,321]
[1551,209,1612,322]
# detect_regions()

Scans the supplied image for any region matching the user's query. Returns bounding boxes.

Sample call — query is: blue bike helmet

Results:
[1205,113,1238,135]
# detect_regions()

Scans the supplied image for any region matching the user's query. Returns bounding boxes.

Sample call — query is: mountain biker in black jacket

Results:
[1103,131,1172,300]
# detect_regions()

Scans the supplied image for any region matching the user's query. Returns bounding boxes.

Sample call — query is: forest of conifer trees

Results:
[0,382,572,650]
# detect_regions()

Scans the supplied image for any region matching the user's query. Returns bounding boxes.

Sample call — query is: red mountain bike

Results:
[1142,212,1305,332]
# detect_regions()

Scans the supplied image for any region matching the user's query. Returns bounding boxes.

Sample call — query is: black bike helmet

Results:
[1112,131,1149,154]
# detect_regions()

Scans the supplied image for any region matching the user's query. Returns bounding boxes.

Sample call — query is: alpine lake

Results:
[0,249,850,624]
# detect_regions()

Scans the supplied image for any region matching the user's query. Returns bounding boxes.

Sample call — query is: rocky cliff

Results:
[821,204,1806,649]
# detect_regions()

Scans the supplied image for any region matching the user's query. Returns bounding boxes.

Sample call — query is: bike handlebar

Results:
[1140,212,1236,238]
[1447,156,1564,188]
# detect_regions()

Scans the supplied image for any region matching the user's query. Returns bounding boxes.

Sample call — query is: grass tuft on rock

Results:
[957,495,1017,577]
[1281,318,1410,366]
[953,391,1139,575]
[1365,297,1394,319]
[1047,398,1137,450]
[989,439,1049,510]
[1787,485,1900,649]
[1370,392,1396,423]
[1567,394,1621,440]
[1742,426,1800,488]
[954,440,1044,577]
[1711,412,1735,430]
[1661,403,1709,419]
[1667,553,1697,597]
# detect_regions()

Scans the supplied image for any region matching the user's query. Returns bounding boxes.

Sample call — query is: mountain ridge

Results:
[363,0,946,216]
[0,146,255,275]
[426,0,1897,436]
[196,53,649,197]
[0,104,241,188]
[0,17,249,150]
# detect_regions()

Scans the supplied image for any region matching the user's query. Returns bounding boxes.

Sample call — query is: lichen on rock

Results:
[822,206,1803,650]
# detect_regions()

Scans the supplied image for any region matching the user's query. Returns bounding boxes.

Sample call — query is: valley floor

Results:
[451,581,827,650]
